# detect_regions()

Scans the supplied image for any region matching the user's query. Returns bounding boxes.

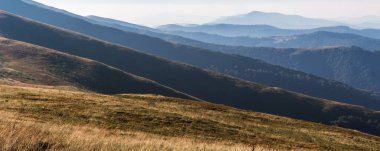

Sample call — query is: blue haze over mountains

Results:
[211,11,346,29]
[157,29,380,51]
[2,0,380,95]
[4,0,380,107]
[158,24,380,40]
[85,14,380,93]
[210,11,380,30]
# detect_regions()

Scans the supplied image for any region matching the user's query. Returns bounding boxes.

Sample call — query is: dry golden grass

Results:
[0,111,251,151]
[0,84,379,150]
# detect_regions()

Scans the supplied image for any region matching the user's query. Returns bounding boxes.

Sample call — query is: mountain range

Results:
[2,85,380,150]
[159,34,380,93]
[158,24,380,39]
[210,11,344,29]
[2,0,380,137]
[233,47,380,92]
[3,10,380,136]
[158,29,380,51]
[210,11,380,29]
[2,1,380,110]
[83,14,380,100]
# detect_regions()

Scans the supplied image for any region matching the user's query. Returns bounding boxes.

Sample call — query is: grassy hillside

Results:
[1,12,380,136]
[0,37,193,99]
[0,85,380,150]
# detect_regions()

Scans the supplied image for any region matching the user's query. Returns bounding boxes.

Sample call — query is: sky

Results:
[33,0,380,27]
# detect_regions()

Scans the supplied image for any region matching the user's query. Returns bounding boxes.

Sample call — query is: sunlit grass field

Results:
[0,85,379,150]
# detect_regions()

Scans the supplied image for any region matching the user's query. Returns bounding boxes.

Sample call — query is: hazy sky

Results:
[33,0,380,27]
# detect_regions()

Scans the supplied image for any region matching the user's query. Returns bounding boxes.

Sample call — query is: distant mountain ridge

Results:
[158,24,380,39]
[210,11,380,29]
[211,11,345,29]
[161,30,380,51]
[221,46,380,93]
[158,24,306,37]
[338,15,380,29]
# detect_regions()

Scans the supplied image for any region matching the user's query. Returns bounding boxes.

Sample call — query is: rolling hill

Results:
[0,85,380,150]
[160,34,380,93]
[0,36,193,99]
[2,1,380,135]
[242,47,380,92]
[198,45,380,93]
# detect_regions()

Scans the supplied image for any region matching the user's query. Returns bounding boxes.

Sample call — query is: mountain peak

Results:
[245,11,282,16]
[212,11,343,29]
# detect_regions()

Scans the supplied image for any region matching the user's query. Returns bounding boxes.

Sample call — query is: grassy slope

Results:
[1,12,380,136]
[0,37,193,99]
[0,85,379,150]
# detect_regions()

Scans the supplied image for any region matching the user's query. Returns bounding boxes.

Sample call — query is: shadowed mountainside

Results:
[83,15,380,110]
[215,47,380,93]
[160,35,380,93]
[0,37,194,99]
